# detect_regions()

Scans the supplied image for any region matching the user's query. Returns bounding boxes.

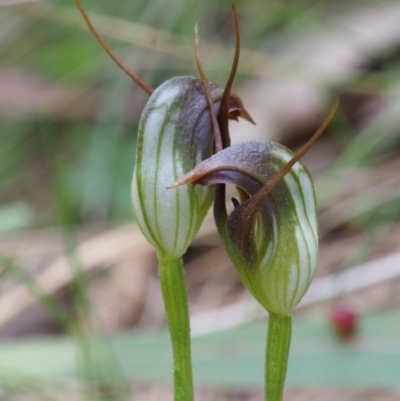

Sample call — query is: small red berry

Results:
[329,303,357,339]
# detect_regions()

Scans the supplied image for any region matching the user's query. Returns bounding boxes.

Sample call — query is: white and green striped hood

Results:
[171,141,318,316]
[131,76,224,259]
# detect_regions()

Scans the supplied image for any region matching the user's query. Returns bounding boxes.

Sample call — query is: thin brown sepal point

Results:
[166,180,185,190]
[194,24,223,153]
[249,97,339,213]
[73,0,153,96]
[218,3,241,148]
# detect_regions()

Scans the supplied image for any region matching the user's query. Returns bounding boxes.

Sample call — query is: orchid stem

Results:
[158,256,194,401]
[265,312,292,401]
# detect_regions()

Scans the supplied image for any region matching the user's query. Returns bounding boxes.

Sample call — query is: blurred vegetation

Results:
[0,0,399,232]
[1,0,400,399]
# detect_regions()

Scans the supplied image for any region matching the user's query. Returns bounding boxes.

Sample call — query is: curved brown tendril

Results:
[194,24,223,153]
[247,97,340,215]
[218,3,241,149]
[73,0,153,96]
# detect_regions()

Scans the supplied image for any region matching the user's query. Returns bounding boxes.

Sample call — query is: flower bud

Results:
[131,76,224,259]
[171,141,318,316]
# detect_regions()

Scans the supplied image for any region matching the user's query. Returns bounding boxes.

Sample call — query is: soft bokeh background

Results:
[1,0,400,400]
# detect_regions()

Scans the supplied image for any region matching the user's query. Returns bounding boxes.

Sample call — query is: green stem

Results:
[158,257,194,401]
[265,312,292,401]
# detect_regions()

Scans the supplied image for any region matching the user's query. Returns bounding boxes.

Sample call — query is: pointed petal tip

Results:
[241,109,256,125]
[166,181,182,190]
[229,93,256,125]
[167,175,195,189]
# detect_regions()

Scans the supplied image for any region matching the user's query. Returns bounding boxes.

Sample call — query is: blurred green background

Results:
[1,0,400,400]
[1,0,400,230]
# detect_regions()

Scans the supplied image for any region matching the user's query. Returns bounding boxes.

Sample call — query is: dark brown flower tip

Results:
[229,94,256,125]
